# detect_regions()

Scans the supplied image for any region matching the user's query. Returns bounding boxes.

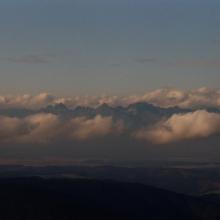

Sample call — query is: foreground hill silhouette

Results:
[0,178,219,220]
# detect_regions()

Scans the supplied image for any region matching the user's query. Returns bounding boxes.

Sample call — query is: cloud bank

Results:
[123,87,220,109]
[0,87,220,109]
[0,110,220,145]
[0,114,122,144]
[0,88,220,145]
[135,110,220,144]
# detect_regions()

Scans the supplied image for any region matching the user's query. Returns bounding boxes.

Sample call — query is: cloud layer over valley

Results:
[0,87,220,146]
[0,114,122,144]
[0,110,220,145]
[135,110,220,144]
[0,87,220,110]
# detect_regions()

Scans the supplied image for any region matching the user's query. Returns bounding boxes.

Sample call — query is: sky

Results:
[0,0,219,96]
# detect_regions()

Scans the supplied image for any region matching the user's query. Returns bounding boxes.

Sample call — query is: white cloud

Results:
[123,87,220,109]
[0,93,55,109]
[1,110,220,145]
[0,114,123,144]
[21,113,61,143]
[68,115,118,140]
[135,110,220,144]
[0,87,220,110]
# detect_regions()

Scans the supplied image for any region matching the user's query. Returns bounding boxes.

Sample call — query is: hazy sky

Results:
[0,0,220,95]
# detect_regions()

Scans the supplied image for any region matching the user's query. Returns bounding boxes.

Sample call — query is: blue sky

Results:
[0,0,220,95]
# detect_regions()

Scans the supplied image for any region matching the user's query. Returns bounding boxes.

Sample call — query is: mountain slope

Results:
[0,177,219,220]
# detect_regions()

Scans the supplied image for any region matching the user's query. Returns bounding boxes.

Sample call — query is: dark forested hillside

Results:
[0,177,219,220]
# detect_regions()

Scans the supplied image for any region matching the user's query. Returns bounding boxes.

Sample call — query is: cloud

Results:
[0,93,123,109]
[0,114,122,144]
[1,109,220,145]
[21,113,61,143]
[69,87,220,109]
[0,87,220,109]
[0,93,56,109]
[123,87,220,109]
[5,54,53,64]
[68,115,123,140]
[0,113,61,143]
[135,110,220,144]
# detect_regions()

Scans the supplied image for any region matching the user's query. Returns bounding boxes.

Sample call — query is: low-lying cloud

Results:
[0,93,55,109]
[68,116,123,140]
[1,110,220,145]
[0,114,122,144]
[0,87,220,109]
[135,110,220,144]
[123,87,220,109]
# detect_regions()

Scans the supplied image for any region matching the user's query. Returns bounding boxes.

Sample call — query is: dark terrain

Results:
[2,164,220,195]
[0,177,220,220]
